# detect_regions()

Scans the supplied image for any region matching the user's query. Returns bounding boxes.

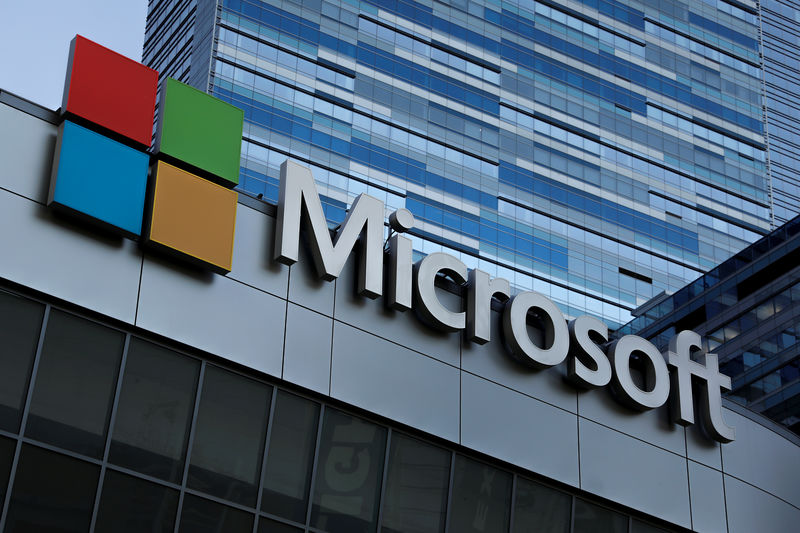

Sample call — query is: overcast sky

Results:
[0,0,148,110]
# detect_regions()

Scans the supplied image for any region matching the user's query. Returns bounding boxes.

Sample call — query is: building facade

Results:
[1,89,799,532]
[144,0,772,330]
[1,0,799,531]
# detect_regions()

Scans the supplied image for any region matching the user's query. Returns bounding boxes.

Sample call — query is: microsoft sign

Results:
[275,160,736,443]
[47,37,736,444]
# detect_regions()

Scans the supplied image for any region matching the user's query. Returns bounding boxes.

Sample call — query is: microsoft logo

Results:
[49,35,244,274]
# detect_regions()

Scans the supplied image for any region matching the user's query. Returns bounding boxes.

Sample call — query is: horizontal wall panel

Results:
[722,410,800,508]
[688,461,727,533]
[461,372,579,487]
[330,322,460,442]
[333,254,461,367]
[686,422,722,471]
[724,475,800,533]
[577,387,685,456]
[578,418,691,528]
[461,311,577,413]
[287,244,335,317]
[283,303,332,395]
[0,102,56,203]
[137,256,285,376]
[0,188,141,323]
[229,206,289,300]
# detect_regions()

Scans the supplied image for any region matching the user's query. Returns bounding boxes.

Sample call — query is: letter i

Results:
[387,208,415,311]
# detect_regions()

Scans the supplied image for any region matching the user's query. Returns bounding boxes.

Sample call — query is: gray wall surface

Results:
[2,99,799,532]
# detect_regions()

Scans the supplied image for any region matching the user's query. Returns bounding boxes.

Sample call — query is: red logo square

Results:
[62,35,158,147]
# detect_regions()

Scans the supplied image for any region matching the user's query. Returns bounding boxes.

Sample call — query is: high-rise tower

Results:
[759,0,800,225]
[144,0,771,330]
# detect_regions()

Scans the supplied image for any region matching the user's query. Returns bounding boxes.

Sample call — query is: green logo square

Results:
[157,78,244,187]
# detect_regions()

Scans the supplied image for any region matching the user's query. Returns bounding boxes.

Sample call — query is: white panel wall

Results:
[0,188,142,324]
[579,418,691,528]
[331,322,461,442]
[461,372,580,487]
[0,103,57,203]
[136,256,286,377]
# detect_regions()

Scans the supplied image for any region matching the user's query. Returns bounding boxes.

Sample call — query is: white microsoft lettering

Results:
[275,160,736,443]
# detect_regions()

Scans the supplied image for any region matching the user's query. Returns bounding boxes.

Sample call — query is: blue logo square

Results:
[49,121,149,237]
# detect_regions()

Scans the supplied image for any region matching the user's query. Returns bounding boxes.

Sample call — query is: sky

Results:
[0,0,148,110]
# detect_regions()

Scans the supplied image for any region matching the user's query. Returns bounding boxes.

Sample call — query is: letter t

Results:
[667,330,735,443]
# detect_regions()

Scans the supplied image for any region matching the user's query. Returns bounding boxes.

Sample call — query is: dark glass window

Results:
[258,517,304,532]
[450,455,512,533]
[187,365,272,507]
[310,409,387,533]
[178,494,253,533]
[573,499,628,533]
[94,469,179,533]
[511,477,571,533]
[632,519,670,532]
[0,436,15,507]
[381,434,450,533]
[261,391,320,522]
[0,291,44,434]
[25,310,124,458]
[4,445,99,533]
[109,338,200,483]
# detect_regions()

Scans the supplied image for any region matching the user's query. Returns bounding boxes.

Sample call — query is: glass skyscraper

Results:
[144,0,772,329]
[760,0,800,225]
[619,214,800,434]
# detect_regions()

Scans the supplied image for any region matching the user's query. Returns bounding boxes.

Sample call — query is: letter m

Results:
[274,160,384,298]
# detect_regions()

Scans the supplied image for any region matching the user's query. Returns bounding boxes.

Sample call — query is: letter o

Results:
[608,335,669,411]
[502,291,569,368]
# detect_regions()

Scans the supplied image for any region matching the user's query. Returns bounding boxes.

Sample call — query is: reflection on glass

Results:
[0,291,44,434]
[179,494,253,533]
[512,477,571,533]
[573,499,627,533]
[311,409,387,533]
[94,469,179,533]
[26,310,124,458]
[109,339,200,483]
[450,455,511,533]
[0,436,15,508]
[381,434,450,533]
[258,517,304,533]
[5,445,99,532]
[188,365,272,507]
[631,519,669,533]
[262,391,320,522]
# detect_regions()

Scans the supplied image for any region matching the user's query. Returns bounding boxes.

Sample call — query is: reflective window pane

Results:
[574,499,628,533]
[632,519,669,533]
[511,477,571,533]
[94,469,179,533]
[179,494,253,533]
[450,455,512,533]
[311,409,387,533]
[381,434,450,533]
[25,310,124,458]
[261,391,320,522]
[188,365,272,507]
[0,436,15,506]
[109,338,200,483]
[0,291,44,434]
[258,517,304,532]
[5,445,99,533]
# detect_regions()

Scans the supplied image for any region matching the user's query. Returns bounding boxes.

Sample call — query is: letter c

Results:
[413,253,467,332]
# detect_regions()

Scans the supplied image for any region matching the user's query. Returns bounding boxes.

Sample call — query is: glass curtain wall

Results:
[0,287,678,533]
